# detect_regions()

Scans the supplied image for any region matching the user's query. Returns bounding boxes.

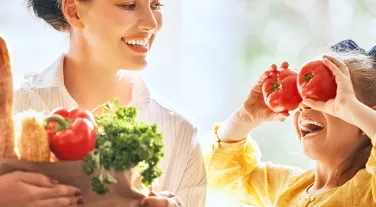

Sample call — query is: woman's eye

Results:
[120,4,136,10]
[151,3,164,10]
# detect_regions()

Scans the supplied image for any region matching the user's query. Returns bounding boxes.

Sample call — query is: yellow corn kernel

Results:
[18,115,50,162]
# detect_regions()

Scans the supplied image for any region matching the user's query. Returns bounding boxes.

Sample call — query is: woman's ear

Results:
[61,0,85,29]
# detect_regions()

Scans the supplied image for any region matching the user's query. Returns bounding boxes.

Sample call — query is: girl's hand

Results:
[241,62,290,126]
[302,55,358,121]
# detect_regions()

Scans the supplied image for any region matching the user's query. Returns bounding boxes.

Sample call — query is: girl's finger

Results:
[302,98,326,112]
[280,61,289,69]
[256,64,277,86]
[255,70,271,87]
[268,64,277,72]
[322,58,347,85]
[323,55,350,78]
[278,111,290,117]
[270,112,289,122]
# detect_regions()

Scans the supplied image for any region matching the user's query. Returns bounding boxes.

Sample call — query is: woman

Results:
[8,0,206,206]
[206,40,376,206]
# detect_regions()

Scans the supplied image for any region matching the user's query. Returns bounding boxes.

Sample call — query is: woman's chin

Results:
[117,58,147,71]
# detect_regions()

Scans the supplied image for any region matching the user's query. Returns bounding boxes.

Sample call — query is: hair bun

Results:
[27,0,69,31]
[368,46,376,58]
[366,46,376,68]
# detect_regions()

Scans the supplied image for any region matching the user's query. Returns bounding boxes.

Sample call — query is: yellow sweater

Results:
[205,126,376,207]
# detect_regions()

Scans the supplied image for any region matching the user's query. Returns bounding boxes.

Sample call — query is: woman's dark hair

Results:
[27,0,91,31]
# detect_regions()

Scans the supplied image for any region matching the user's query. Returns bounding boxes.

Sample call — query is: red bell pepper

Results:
[45,108,97,161]
[47,108,97,145]
[49,107,97,128]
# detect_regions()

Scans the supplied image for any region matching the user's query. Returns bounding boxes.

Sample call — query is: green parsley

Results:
[83,99,164,195]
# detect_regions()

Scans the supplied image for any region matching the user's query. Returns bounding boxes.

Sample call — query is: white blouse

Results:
[13,55,207,207]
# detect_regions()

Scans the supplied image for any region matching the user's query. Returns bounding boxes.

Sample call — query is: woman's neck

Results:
[63,50,133,110]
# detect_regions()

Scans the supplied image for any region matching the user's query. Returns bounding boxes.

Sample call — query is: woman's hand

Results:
[141,191,184,207]
[302,55,358,121]
[0,171,83,207]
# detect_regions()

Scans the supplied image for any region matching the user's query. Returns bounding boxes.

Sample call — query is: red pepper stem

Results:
[45,115,70,132]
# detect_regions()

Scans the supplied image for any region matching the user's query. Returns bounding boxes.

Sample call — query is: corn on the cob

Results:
[0,37,16,157]
[18,115,50,162]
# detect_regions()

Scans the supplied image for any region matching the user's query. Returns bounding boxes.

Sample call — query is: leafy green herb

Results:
[83,99,164,195]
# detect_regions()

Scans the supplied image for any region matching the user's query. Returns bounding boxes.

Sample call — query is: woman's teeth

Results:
[122,39,149,47]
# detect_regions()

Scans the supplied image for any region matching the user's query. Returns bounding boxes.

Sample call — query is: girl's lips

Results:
[301,128,324,139]
[298,116,325,139]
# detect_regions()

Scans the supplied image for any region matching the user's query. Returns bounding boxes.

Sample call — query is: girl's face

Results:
[293,102,366,162]
[72,0,164,70]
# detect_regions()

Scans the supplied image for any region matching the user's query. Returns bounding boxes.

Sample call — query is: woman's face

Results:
[293,102,366,162]
[72,0,164,70]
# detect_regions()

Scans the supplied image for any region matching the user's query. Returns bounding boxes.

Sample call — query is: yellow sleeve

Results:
[365,135,376,202]
[366,135,376,173]
[205,134,261,191]
[205,125,303,206]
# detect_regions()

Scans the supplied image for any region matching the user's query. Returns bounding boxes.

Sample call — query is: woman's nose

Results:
[137,9,158,32]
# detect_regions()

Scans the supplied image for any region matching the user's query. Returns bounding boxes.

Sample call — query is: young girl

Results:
[9,0,206,206]
[205,40,376,206]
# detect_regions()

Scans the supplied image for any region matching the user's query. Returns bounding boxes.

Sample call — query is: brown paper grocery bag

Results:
[0,157,146,207]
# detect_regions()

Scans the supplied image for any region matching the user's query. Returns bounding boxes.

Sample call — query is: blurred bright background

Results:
[1,0,376,206]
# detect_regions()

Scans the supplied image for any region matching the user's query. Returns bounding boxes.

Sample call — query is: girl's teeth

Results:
[304,132,318,137]
[299,119,324,138]
[299,119,324,129]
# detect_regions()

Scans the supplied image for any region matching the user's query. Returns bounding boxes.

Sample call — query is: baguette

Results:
[0,37,16,157]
